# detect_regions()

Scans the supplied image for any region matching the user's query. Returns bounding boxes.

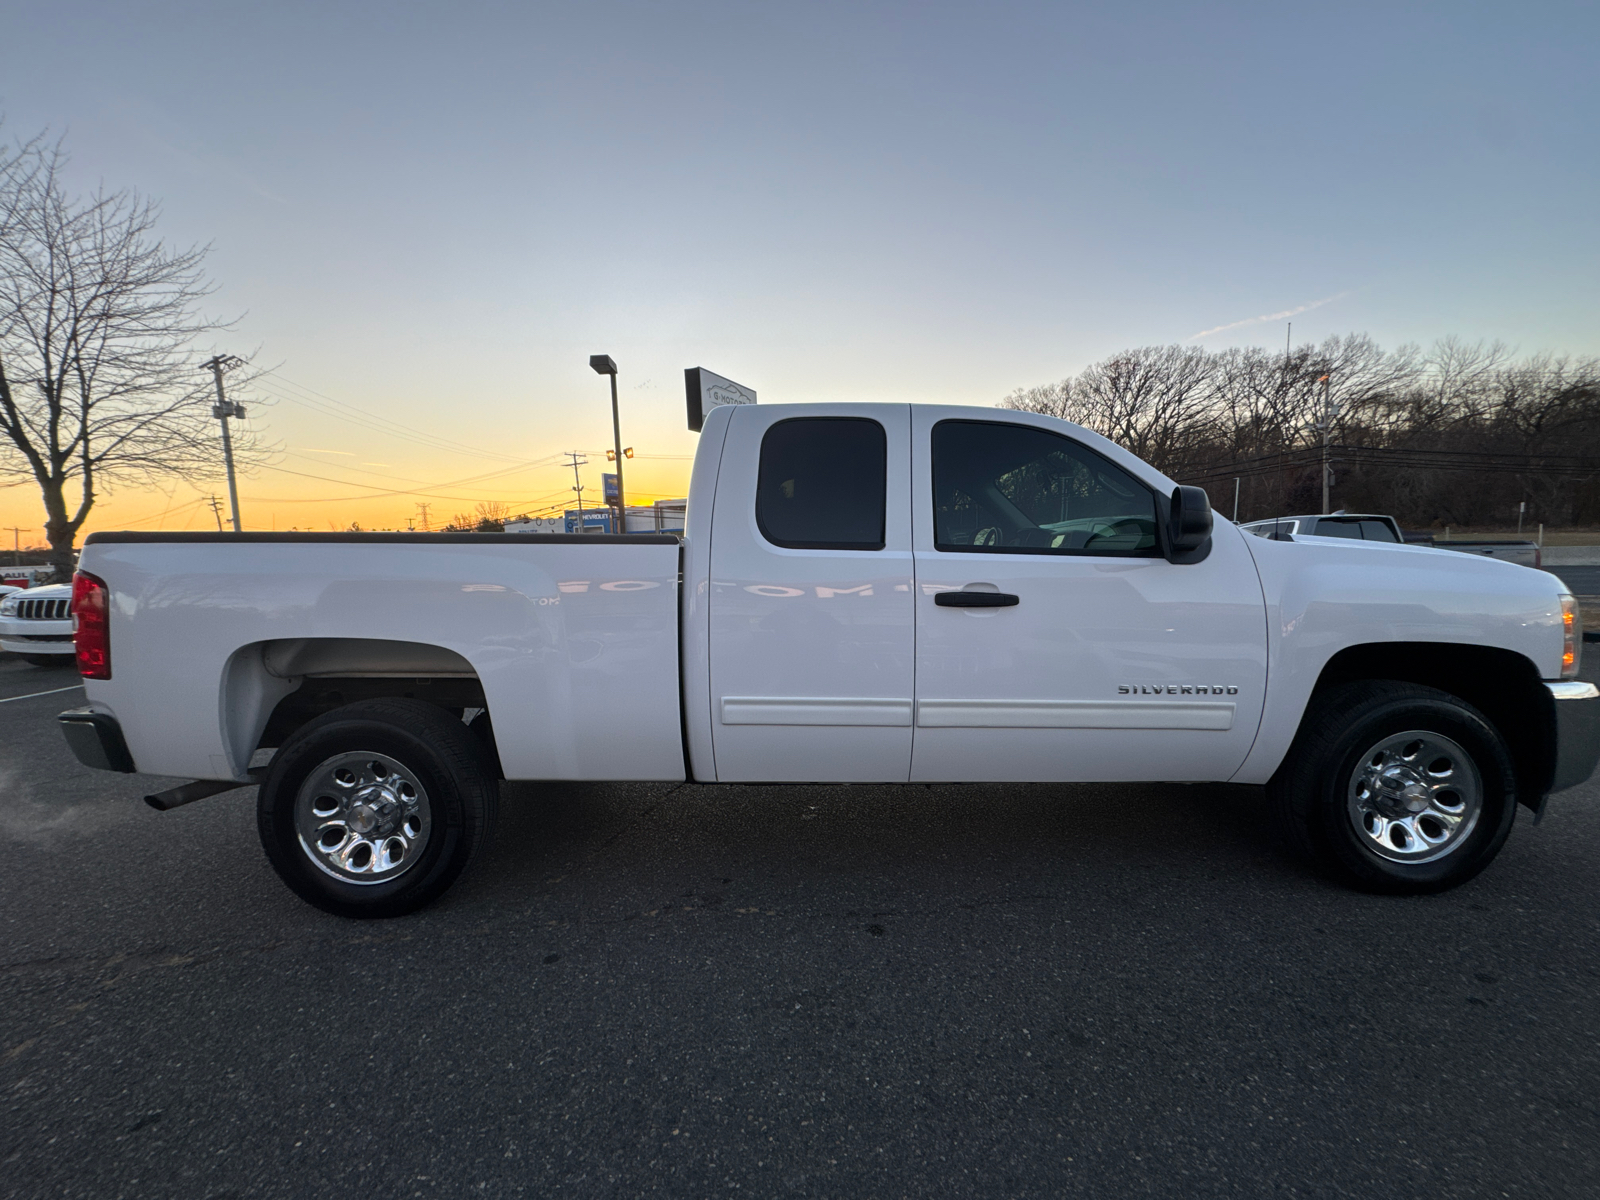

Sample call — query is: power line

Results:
[270,449,566,494]
[1174,443,1600,486]
[253,370,539,465]
[247,461,574,503]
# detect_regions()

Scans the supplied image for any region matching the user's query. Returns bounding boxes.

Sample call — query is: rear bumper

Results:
[58,707,136,773]
[1546,681,1600,793]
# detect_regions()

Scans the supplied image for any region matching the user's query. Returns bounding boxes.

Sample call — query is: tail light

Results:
[1560,593,1580,680]
[71,571,111,680]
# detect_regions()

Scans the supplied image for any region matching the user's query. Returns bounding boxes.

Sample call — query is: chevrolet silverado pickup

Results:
[58,402,1600,916]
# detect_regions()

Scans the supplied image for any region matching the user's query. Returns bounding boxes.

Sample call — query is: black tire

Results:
[257,699,498,918]
[22,654,67,667]
[1267,680,1517,894]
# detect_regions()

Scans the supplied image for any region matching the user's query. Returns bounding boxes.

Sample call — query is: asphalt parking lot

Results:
[3,653,1599,1199]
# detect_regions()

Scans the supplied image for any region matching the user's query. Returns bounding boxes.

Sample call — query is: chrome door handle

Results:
[934,591,1020,608]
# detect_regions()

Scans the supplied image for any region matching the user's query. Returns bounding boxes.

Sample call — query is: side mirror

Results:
[1166,485,1213,563]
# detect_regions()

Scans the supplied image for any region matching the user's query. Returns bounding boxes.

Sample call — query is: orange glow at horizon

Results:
[0,448,695,541]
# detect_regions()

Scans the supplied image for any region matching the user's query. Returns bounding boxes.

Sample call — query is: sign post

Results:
[603,473,621,532]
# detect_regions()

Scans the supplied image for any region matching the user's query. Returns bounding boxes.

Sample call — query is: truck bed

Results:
[77,531,685,782]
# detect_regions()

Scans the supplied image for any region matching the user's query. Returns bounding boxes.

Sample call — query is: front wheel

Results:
[257,699,498,918]
[1268,681,1518,893]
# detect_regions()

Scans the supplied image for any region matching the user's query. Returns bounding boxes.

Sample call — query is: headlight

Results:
[0,596,18,617]
[1561,593,1582,680]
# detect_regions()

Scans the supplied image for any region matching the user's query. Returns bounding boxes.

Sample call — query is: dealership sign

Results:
[685,367,756,431]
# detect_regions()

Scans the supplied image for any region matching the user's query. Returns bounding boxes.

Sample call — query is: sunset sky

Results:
[3,1,1597,541]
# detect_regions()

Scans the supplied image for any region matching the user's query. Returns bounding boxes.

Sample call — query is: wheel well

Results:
[1310,642,1557,803]
[246,638,503,778]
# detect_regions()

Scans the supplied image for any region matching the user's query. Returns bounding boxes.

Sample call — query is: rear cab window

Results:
[757,417,887,550]
[1358,519,1400,542]
[1312,519,1363,539]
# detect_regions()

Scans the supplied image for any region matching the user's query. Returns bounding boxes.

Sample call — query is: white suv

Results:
[0,582,76,666]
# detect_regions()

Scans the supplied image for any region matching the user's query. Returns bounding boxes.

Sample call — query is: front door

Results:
[909,408,1267,783]
[708,405,914,782]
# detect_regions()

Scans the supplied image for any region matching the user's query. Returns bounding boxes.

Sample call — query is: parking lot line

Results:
[0,683,85,704]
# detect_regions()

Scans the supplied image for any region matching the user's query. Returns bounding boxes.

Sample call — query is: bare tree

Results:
[0,133,257,579]
[1004,346,1217,474]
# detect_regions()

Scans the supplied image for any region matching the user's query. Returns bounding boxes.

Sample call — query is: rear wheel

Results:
[257,699,498,917]
[1268,681,1517,893]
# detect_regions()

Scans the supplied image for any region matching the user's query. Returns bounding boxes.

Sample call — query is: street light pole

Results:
[202,355,245,532]
[590,355,625,533]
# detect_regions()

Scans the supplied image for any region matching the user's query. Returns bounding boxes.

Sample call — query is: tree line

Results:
[1002,336,1600,529]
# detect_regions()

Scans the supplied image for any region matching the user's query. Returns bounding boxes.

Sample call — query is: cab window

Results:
[1312,519,1363,539]
[757,418,887,550]
[931,420,1159,555]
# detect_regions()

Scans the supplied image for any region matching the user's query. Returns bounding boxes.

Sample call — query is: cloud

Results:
[1188,292,1351,341]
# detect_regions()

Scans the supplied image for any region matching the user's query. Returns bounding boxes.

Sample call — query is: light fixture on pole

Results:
[589,355,626,534]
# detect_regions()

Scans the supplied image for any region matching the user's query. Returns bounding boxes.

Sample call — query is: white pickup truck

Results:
[58,402,1600,916]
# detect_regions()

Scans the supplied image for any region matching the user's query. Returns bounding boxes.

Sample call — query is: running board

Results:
[145,776,258,812]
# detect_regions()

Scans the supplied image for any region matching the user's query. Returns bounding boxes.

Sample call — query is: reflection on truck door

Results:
[909,409,1268,783]
[707,406,915,782]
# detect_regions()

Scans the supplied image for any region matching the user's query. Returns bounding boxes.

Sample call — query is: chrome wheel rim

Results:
[1346,729,1482,864]
[295,752,431,886]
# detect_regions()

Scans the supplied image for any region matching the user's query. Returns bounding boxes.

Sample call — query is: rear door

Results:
[707,405,914,782]
[909,408,1268,783]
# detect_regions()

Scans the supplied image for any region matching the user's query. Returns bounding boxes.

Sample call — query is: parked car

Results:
[57,403,1599,916]
[1243,512,1542,568]
[1409,534,1542,569]
[1240,512,1404,543]
[0,581,76,666]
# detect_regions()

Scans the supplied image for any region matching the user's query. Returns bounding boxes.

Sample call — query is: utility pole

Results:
[589,356,626,534]
[201,355,245,532]
[1232,478,1240,523]
[208,494,225,532]
[416,503,431,532]
[1317,373,1336,513]
[6,527,27,567]
[565,452,588,530]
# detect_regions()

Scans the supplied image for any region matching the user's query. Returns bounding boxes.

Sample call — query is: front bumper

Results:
[0,616,75,655]
[58,707,135,773]
[1546,681,1600,793]
[0,637,74,655]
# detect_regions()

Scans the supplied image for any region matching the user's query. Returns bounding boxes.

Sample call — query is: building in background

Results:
[504,499,687,537]
[501,515,567,535]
